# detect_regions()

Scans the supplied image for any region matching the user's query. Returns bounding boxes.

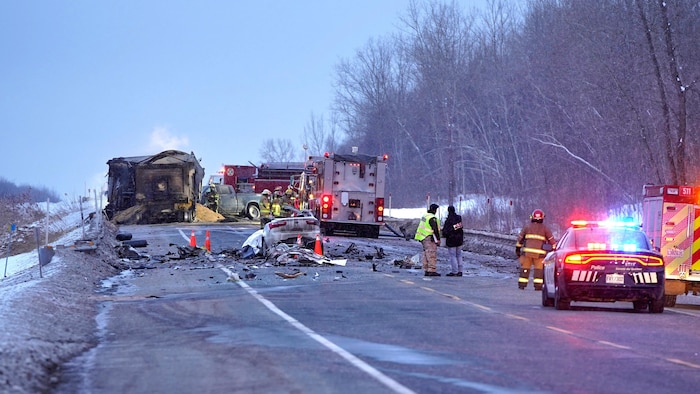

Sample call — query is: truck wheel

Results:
[247,204,260,220]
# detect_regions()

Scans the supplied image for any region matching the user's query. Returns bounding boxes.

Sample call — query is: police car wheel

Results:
[554,282,570,310]
[541,282,554,307]
[649,297,665,314]
[632,300,648,312]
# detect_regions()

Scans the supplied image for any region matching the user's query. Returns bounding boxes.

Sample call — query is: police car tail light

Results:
[638,256,664,266]
[321,194,332,219]
[564,254,586,264]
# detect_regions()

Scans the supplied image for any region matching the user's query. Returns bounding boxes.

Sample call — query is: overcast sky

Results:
[1,1,491,198]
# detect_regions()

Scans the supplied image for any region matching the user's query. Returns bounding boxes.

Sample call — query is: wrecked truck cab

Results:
[261,208,321,255]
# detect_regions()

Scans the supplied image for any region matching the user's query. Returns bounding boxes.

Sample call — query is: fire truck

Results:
[642,184,700,306]
[302,152,388,238]
[209,163,306,194]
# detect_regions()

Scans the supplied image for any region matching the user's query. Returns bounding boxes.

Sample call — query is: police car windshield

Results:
[571,228,650,252]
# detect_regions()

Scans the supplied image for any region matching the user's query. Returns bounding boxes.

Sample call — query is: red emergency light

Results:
[375,197,384,222]
[382,154,388,161]
[321,194,332,219]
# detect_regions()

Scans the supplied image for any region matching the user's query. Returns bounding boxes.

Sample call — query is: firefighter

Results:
[516,209,556,290]
[259,189,272,228]
[271,186,283,217]
[414,203,441,276]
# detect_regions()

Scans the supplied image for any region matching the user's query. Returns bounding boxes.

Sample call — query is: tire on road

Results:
[541,281,554,307]
[247,203,260,220]
[554,282,570,310]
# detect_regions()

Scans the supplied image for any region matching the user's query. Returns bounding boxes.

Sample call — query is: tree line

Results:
[0,177,60,203]
[262,0,700,231]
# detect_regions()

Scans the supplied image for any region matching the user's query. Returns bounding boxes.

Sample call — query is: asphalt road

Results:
[55,222,700,393]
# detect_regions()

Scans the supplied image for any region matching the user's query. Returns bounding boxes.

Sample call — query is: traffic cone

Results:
[297,234,302,246]
[190,230,197,247]
[205,230,211,252]
[314,233,323,255]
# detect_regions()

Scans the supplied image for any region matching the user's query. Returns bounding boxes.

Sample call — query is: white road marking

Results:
[217,264,416,394]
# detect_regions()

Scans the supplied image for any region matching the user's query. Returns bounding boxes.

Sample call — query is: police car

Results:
[541,220,665,313]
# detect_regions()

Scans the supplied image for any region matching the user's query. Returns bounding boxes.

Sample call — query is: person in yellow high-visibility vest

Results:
[259,189,273,228]
[414,203,441,276]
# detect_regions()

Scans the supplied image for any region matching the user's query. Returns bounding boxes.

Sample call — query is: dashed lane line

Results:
[218,264,416,394]
[395,278,700,371]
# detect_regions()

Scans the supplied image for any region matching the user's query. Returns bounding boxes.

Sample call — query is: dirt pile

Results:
[110,203,225,225]
[194,203,225,223]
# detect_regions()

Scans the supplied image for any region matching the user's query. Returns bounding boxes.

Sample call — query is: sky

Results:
[0,1,493,199]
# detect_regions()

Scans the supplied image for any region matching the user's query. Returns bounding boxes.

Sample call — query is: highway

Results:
[55,222,700,393]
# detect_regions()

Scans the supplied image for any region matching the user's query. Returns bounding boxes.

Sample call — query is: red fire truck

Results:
[302,152,388,238]
[209,163,306,194]
[642,184,700,306]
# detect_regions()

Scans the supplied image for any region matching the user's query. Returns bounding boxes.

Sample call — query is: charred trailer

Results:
[306,152,387,238]
[642,185,700,307]
[105,150,204,224]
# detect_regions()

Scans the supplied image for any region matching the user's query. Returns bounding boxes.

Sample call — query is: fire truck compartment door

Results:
[341,192,349,206]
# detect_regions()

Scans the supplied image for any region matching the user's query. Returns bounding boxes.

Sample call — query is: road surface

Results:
[55,222,700,393]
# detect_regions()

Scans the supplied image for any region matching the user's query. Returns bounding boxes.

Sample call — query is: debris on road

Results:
[275,271,306,279]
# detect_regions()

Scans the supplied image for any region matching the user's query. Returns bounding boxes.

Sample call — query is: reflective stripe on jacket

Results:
[516,222,555,257]
[414,213,436,241]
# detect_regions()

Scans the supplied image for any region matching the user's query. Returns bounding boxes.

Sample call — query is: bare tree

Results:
[302,111,342,158]
[259,138,297,163]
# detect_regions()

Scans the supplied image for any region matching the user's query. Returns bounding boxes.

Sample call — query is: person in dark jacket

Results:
[441,205,464,277]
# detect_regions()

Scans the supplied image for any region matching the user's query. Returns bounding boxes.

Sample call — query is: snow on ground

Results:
[2,200,97,278]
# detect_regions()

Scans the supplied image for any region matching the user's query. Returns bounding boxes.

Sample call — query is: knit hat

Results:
[448,205,455,213]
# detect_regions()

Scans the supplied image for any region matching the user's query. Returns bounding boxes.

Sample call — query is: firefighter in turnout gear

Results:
[259,189,273,228]
[516,209,556,290]
[414,203,441,276]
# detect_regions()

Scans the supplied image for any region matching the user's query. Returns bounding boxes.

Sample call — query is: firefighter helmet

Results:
[261,189,271,196]
[530,209,545,220]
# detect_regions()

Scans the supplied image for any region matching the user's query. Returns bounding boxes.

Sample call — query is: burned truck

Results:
[105,150,204,224]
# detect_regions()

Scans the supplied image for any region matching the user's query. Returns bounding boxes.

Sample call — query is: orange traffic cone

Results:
[297,234,302,246]
[190,230,197,247]
[314,233,323,255]
[205,230,211,252]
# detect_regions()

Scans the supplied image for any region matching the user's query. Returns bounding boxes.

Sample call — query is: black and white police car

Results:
[542,220,665,313]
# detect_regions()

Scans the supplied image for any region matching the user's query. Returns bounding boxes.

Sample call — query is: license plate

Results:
[606,273,625,284]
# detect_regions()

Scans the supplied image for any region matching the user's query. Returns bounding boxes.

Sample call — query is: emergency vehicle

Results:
[209,163,306,194]
[302,152,388,238]
[642,184,700,306]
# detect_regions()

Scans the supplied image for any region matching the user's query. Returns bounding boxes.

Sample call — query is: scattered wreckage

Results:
[105,150,204,224]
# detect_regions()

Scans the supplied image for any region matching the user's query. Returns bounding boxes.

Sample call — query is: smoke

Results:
[148,126,189,152]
